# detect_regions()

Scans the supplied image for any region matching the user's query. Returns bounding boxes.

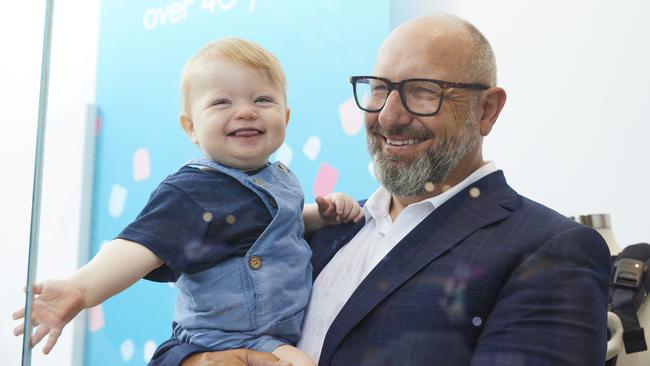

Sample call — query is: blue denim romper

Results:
[172,158,313,352]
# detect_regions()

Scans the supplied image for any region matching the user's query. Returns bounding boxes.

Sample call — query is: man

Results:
[150,14,611,366]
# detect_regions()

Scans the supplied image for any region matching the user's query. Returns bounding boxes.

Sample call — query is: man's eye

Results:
[408,86,440,100]
[370,85,388,97]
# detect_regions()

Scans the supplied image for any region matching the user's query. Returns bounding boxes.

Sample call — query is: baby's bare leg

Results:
[272,344,316,366]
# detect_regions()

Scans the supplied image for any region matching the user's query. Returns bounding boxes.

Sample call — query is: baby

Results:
[13,38,362,366]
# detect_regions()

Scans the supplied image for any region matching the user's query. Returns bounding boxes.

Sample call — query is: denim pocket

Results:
[175,257,257,331]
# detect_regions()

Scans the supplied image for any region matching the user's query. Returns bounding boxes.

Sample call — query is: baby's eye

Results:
[212,98,231,106]
[255,96,274,104]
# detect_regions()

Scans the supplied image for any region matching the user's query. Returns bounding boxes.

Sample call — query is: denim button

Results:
[269,197,278,209]
[277,162,288,173]
[249,255,263,270]
[253,178,264,187]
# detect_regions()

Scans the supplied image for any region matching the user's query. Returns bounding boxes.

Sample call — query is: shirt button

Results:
[248,255,263,270]
[277,162,289,173]
[253,178,264,187]
[269,197,278,209]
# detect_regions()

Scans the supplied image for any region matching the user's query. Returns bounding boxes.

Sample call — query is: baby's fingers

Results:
[23,283,45,295]
[42,328,62,355]
[341,198,355,218]
[315,196,333,215]
[13,320,41,336]
[30,324,50,348]
[351,205,365,222]
[335,196,361,222]
[12,307,25,321]
[32,283,45,294]
[13,322,25,337]
[330,195,349,217]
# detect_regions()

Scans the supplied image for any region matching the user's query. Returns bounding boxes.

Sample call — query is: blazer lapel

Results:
[319,171,519,365]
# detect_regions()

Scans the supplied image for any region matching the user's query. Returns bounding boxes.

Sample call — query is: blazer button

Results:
[253,178,264,187]
[249,255,263,270]
[269,197,278,209]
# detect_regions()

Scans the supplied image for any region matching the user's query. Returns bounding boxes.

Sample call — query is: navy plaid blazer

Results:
[150,170,611,366]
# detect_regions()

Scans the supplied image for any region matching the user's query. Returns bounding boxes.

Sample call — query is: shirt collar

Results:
[363,161,497,221]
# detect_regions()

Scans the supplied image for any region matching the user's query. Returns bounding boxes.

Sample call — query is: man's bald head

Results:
[378,14,497,86]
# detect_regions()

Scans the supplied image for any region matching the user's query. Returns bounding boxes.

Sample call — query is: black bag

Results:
[608,243,650,363]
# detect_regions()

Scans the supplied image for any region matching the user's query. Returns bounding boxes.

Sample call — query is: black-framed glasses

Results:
[350,76,489,116]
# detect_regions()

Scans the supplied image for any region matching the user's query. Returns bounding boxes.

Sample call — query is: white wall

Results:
[1,1,649,365]
[0,1,100,365]
[0,3,42,362]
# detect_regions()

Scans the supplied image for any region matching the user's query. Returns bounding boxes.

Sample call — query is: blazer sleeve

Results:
[471,225,612,366]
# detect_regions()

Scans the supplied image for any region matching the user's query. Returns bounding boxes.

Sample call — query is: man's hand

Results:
[182,349,291,366]
[315,193,364,225]
[12,280,85,354]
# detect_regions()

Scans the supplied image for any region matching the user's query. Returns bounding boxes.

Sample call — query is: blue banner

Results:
[89,0,390,364]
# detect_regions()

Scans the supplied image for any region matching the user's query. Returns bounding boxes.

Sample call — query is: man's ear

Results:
[285,106,291,126]
[478,87,507,136]
[179,113,198,144]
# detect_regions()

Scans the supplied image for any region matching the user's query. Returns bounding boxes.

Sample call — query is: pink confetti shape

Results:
[88,304,105,332]
[339,97,363,135]
[312,163,339,197]
[133,148,151,182]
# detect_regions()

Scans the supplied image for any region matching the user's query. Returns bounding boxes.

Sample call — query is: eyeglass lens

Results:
[354,78,442,115]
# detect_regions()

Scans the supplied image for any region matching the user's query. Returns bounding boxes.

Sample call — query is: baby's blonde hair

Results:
[180,38,286,116]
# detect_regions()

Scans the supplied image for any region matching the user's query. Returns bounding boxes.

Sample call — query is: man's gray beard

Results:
[368,109,480,197]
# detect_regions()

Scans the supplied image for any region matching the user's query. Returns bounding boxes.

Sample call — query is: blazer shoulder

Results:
[512,196,610,259]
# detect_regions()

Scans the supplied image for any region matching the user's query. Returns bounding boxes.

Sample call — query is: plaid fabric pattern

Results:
[310,171,611,366]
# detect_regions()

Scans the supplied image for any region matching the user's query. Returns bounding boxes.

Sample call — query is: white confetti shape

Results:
[303,136,321,161]
[108,184,128,218]
[133,148,151,182]
[274,143,293,166]
[120,339,134,361]
[143,340,158,363]
[339,97,364,135]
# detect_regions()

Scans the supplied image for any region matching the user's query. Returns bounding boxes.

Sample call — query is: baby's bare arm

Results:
[12,239,163,354]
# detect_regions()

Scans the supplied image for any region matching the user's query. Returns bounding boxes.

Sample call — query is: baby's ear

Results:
[179,113,198,144]
[285,106,291,126]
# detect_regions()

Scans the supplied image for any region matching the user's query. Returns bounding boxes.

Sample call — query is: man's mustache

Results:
[368,124,434,140]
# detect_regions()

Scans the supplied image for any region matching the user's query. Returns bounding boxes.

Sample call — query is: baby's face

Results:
[184,58,289,170]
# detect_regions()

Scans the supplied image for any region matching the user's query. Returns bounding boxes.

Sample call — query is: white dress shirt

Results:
[297,162,497,362]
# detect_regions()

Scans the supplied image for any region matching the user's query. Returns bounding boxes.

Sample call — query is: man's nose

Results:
[377,90,411,129]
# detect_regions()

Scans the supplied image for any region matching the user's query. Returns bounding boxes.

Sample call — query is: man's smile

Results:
[385,137,423,146]
[376,132,432,154]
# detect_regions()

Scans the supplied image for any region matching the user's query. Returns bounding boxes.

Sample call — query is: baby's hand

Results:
[315,193,364,225]
[13,280,85,355]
